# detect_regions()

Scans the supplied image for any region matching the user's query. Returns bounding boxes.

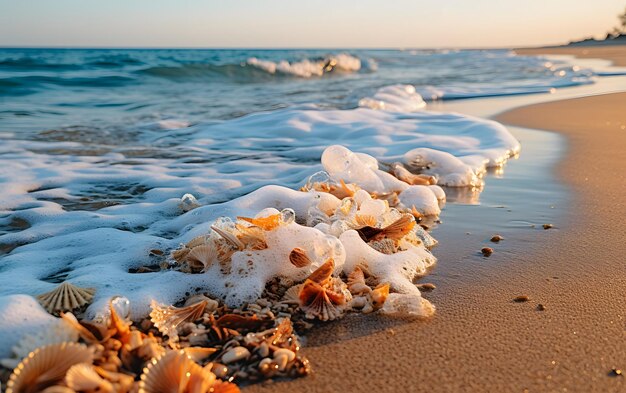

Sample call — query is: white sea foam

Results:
[0,101,520,355]
[247,53,361,77]
[358,84,427,112]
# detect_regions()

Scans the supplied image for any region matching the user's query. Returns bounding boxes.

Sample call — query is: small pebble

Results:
[536,304,546,311]
[417,283,436,291]
[490,234,504,243]
[543,224,553,230]
[608,368,623,377]
[513,295,530,303]
[481,247,494,257]
[222,346,250,364]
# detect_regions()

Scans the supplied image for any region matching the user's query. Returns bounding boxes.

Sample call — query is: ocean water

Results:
[0,48,606,351]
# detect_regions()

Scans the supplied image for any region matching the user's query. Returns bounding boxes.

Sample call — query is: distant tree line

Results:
[609,6,626,37]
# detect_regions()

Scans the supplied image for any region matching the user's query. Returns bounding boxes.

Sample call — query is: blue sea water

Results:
[0,48,597,136]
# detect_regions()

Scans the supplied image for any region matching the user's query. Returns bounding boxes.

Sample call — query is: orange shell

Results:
[237,213,281,231]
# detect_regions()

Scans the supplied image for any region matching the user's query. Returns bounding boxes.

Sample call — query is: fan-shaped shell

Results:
[354,214,377,228]
[186,245,218,272]
[150,300,208,338]
[235,224,267,250]
[138,350,216,393]
[36,282,95,316]
[210,380,241,393]
[65,363,113,392]
[281,284,302,305]
[210,225,244,250]
[305,258,334,285]
[347,267,371,295]
[6,342,94,393]
[298,279,346,321]
[289,247,312,268]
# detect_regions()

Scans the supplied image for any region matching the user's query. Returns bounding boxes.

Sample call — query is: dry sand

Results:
[516,45,626,67]
[246,60,626,391]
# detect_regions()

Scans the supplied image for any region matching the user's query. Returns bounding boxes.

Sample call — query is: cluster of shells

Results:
[1,169,440,392]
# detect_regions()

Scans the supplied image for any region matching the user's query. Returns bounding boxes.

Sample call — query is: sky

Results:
[0,0,623,48]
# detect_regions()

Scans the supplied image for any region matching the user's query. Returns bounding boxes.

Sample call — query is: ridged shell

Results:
[289,247,312,268]
[298,279,346,321]
[347,267,371,295]
[210,225,244,250]
[36,282,95,315]
[235,224,267,250]
[186,244,218,272]
[150,300,208,338]
[210,380,241,393]
[65,363,113,392]
[6,343,94,393]
[186,235,207,249]
[354,214,377,228]
[138,350,216,393]
[306,258,334,285]
[0,319,79,370]
[281,284,302,305]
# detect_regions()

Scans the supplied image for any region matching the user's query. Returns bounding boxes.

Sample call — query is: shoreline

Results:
[515,45,626,67]
[246,52,626,392]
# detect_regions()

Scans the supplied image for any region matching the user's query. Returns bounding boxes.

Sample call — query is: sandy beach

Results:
[516,45,626,67]
[246,52,626,392]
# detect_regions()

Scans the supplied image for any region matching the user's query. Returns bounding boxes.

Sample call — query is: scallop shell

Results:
[150,300,208,338]
[235,224,267,250]
[281,284,303,305]
[186,244,218,272]
[347,267,371,296]
[210,380,241,393]
[354,214,377,228]
[0,319,79,370]
[65,363,113,392]
[138,350,216,393]
[186,235,208,249]
[289,247,312,268]
[36,282,95,315]
[298,279,346,321]
[6,342,94,393]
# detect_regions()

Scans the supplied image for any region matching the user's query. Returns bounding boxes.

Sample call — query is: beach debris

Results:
[513,295,530,303]
[36,282,96,316]
[536,304,546,311]
[490,234,504,243]
[542,224,553,230]
[65,363,114,392]
[481,247,494,257]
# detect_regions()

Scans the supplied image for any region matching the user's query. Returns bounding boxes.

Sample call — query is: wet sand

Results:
[516,45,626,67]
[246,81,626,391]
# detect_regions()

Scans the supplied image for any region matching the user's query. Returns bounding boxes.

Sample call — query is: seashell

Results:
[289,247,312,268]
[139,350,216,393]
[410,205,424,221]
[216,313,267,331]
[235,224,267,250]
[186,244,218,272]
[184,294,219,313]
[1,319,79,370]
[357,214,415,243]
[186,235,208,249]
[354,214,377,228]
[36,282,95,316]
[347,267,371,295]
[305,258,334,285]
[370,283,390,309]
[40,387,75,393]
[171,247,191,263]
[481,247,493,257]
[490,234,504,243]
[65,363,114,392]
[390,162,436,185]
[221,347,250,364]
[211,380,241,393]
[92,367,135,392]
[150,300,208,338]
[237,213,281,231]
[211,225,244,250]
[183,347,217,363]
[6,342,94,393]
[269,318,295,346]
[299,279,346,321]
[60,313,113,344]
[281,284,302,305]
